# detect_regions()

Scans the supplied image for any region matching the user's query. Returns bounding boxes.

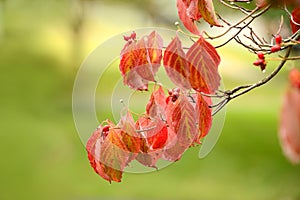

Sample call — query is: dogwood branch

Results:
[210,45,293,116]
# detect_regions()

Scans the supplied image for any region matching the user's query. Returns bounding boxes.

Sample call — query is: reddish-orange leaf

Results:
[176,0,201,35]
[118,111,142,154]
[279,69,300,164]
[86,125,131,183]
[146,85,167,119]
[135,38,155,81]
[290,7,300,41]
[198,0,222,27]
[100,128,131,174]
[185,0,202,21]
[120,40,148,91]
[172,96,198,146]
[135,117,168,167]
[187,35,221,94]
[163,36,191,89]
[148,120,168,150]
[163,95,197,161]
[136,117,168,151]
[120,31,163,91]
[195,93,212,143]
[86,126,112,182]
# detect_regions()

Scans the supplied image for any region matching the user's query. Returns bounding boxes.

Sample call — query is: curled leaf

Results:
[176,0,201,35]
[186,0,202,21]
[198,0,222,27]
[176,0,221,35]
[86,125,132,183]
[120,31,163,90]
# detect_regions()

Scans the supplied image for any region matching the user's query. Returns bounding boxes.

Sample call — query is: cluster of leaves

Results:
[176,0,222,35]
[86,0,300,183]
[86,30,219,183]
[87,85,213,182]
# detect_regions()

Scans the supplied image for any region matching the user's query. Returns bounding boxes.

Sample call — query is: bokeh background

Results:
[1,0,299,200]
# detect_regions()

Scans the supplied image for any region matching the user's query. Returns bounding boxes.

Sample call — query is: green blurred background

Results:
[1,0,299,199]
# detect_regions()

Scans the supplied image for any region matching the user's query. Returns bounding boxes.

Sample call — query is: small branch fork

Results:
[204,2,272,49]
[206,45,293,116]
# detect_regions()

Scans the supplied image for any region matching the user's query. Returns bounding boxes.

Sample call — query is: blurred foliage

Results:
[0,0,299,200]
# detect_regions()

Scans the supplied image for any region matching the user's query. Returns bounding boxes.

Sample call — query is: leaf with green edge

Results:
[187,35,221,94]
[119,31,163,91]
[163,95,198,161]
[163,35,191,90]
[198,0,222,27]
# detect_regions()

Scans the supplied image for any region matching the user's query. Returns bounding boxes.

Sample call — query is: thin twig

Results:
[205,6,261,40]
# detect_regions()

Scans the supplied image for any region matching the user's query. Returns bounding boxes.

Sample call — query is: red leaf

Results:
[86,124,132,183]
[195,93,212,143]
[187,35,221,93]
[148,122,168,150]
[198,0,222,27]
[163,36,191,89]
[185,0,202,21]
[290,7,300,37]
[146,85,167,119]
[135,117,168,167]
[176,0,221,34]
[136,117,168,151]
[176,0,201,35]
[279,70,300,164]
[120,31,163,91]
[86,127,112,181]
[163,95,198,161]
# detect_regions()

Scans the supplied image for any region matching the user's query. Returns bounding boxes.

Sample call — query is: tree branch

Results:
[212,46,293,116]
